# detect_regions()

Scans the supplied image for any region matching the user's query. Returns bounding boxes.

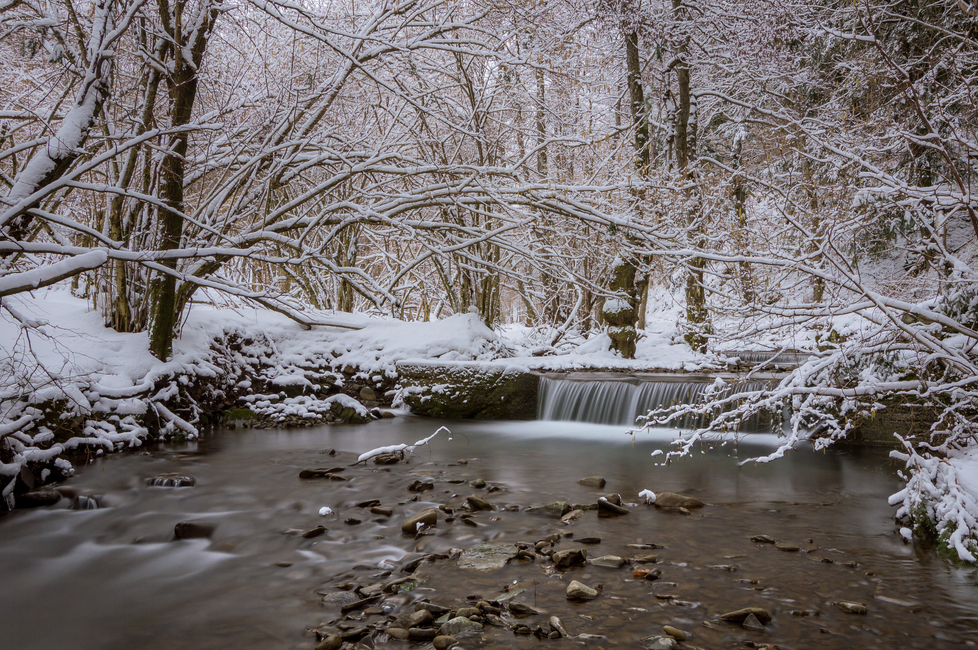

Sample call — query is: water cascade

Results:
[723,350,811,367]
[537,374,771,429]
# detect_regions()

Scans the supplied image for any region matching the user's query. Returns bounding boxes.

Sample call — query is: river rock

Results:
[301,525,327,538]
[370,506,393,517]
[321,591,360,606]
[408,479,434,493]
[526,501,571,517]
[578,476,607,488]
[393,609,434,629]
[415,601,451,616]
[439,616,483,635]
[173,521,215,540]
[720,607,773,624]
[402,508,438,534]
[385,627,409,640]
[835,601,868,614]
[477,601,500,615]
[634,568,662,580]
[591,555,626,568]
[298,468,343,479]
[635,554,658,563]
[654,492,704,509]
[145,473,196,487]
[16,489,62,508]
[662,625,686,641]
[742,613,765,630]
[549,616,571,637]
[408,628,438,641]
[640,635,678,650]
[775,542,800,552]
[597,497,629,516]
[433,635,459,649]
[373,452,401,465]
[566,580,598,600]
[457,542,517,570]
[552,548,587,568]
[342,627,371,642]
[751,534,776,544]
[360,386,377,401]
[602,492,622,505]
[508,602,542,617]
[470,478,486,488]
[561,509,584,524]
[466,494,494,511]
[315,634,343,650]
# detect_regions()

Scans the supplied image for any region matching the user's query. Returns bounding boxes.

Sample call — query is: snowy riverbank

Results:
[2,289,977,563]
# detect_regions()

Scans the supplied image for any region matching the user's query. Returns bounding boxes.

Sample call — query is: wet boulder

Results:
[401,508,438,534]
[654,492,704,509]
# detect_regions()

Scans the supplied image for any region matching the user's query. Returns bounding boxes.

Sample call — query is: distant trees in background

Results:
[1,0,975,366]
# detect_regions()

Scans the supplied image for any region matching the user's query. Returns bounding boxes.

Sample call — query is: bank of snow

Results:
[0,289,512,508]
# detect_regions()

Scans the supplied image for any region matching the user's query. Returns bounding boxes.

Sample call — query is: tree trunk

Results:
[673,0,710,353]
[604,22,650,359]
[147,0,221,360]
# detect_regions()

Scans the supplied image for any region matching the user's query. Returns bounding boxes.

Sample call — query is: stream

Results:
[1,416,976,649]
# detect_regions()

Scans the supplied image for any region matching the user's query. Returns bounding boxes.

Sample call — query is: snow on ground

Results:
[4,287,978,563]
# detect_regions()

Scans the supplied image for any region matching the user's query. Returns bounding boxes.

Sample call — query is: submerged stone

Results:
[525,501,571,517]
[835,601,868,614]
[640,635,678,650]
[146,473,195,487]
[654,492,704,509]
[173,521,215,540]
[720,607,773,625]
[457,542,518,570]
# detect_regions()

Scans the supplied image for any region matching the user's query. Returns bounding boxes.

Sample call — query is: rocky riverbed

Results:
[1,417,976,650]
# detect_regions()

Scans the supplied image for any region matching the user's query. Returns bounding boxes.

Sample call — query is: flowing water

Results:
[0,416,976,650]
[537,374,773,429]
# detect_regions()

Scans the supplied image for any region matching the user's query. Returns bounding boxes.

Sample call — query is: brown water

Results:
[0,416,975,649]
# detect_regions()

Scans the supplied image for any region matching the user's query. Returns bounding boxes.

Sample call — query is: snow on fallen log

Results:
[356,426,449,464]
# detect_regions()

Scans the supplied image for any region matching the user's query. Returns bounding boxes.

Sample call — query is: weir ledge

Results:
[396,361,939,445]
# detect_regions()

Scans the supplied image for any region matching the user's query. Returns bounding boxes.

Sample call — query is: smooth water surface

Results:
[0,417,975,649]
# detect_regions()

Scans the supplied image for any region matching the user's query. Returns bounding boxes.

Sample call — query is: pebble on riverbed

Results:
[834,600,868,614]
[552,548,588,568]
[566,580,599,600]
[719,607,773,625]
[640,635,678,650]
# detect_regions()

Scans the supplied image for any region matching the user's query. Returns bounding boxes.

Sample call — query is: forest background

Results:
[2,0,978,560]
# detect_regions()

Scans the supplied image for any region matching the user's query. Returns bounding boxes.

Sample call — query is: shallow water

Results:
[1,417,976,649]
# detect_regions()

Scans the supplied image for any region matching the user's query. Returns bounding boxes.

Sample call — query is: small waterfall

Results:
[724,350,811,366]
[537,375,771,429]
